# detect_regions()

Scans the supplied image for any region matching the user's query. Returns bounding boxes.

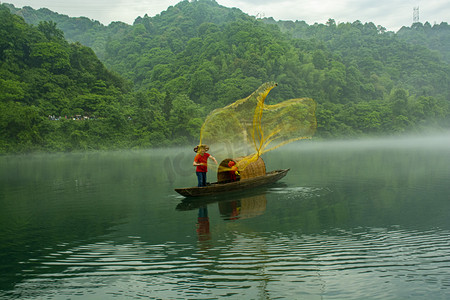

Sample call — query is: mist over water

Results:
[0,133,449,299]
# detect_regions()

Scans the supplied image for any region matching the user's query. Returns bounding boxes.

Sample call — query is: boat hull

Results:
[174,169,289,197]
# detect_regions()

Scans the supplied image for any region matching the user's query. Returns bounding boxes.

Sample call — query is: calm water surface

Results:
[1,134,450,299]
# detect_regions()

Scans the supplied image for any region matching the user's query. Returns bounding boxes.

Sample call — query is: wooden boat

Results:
[175,168,289,197]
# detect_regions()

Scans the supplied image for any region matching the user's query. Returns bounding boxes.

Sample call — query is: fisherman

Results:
[193,144,218,187]
[228,160,240,181]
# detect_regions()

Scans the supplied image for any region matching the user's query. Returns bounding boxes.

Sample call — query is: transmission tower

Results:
[413,6,420,23]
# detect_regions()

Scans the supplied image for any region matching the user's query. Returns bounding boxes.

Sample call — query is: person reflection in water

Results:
[193,144,217,187]
[196,206,210,241]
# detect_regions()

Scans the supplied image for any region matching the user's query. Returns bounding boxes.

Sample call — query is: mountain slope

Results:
[0,5,134,152]
[1,1,449,153]
[397,22,450,63]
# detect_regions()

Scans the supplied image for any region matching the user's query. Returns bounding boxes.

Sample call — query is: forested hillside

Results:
[4,3,126,60]
[2,0,450,153]
[0,5,132,153]
[397,22,450,64]
[0,4,205,153]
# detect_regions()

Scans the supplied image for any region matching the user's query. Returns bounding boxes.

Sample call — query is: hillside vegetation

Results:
[1,0,449,153]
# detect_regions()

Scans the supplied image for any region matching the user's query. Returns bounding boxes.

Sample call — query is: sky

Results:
[3,0,449,32]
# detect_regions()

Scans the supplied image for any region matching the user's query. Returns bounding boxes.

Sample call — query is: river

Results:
[1,134,449,299]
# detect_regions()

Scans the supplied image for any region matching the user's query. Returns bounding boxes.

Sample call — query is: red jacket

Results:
[195,153,210,172]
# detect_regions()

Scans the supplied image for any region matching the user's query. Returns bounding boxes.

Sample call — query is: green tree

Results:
[37,21,65,41]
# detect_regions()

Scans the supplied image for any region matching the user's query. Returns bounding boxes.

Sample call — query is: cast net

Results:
[198,82,317,172]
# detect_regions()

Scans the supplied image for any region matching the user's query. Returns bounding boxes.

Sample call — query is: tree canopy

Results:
[1,1,449,153]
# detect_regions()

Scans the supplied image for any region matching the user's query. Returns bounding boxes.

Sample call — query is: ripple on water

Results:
[3,228,450,299]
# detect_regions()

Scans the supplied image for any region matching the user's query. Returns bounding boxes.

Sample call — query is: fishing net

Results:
[199,82,317,172]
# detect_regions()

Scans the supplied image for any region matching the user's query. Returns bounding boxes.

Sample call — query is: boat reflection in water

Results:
[218,193,267,221]
[177,188,271,241]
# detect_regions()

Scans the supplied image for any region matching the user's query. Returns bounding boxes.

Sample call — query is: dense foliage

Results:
[2,0,449,153]
[267,17,450,135]
[0,5,134,152]
[397,21,450,64]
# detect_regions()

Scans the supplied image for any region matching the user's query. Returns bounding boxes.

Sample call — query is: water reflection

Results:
[178,190,269,245]
[196,206,210,241]
[218,194,267,221]
[2,135,450,299]
[175,185,272,214]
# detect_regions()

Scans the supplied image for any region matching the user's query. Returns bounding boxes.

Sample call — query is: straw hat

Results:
[194,144,209,152]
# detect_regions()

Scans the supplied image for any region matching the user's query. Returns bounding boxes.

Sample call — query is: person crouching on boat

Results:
[193,145,217,187]
[228,160,240,181]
